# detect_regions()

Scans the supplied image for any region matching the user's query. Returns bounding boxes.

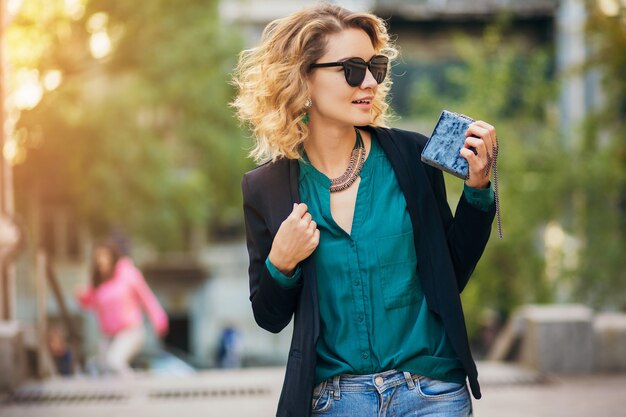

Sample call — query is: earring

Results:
[301,98,312,124]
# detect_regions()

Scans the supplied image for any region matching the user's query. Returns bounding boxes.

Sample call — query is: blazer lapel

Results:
[287,157,319,340]
[288,159,300,204]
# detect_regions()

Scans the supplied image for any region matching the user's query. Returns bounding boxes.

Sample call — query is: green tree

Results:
[405,10,626,338]
[11,0,250,250]
[575,3,626,309]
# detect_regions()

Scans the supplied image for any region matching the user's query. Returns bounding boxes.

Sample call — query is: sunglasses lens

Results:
[344,56,388,86]
[370,56,388,84]
[344,59,367,87]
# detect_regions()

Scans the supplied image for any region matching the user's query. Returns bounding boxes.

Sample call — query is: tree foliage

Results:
[11,0,251,250]
[576,3,626,308]
[405,12,626,336]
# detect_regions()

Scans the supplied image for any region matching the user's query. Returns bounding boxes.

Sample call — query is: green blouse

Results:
[266,131,494,385]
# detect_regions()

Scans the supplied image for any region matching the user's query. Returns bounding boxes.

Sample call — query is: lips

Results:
[352,96,373,104]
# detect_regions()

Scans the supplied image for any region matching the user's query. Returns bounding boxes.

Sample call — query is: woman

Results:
[233,3,496,416]
[77,241,168,375]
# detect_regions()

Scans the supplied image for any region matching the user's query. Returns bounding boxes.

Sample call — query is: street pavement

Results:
[475,373,626,417]
[1,361,625,416]
[474,362,626,417]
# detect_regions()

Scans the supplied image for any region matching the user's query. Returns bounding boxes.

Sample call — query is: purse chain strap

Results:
[490,141,502,239]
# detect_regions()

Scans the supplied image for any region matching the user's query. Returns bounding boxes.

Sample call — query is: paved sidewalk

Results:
[474,373,626,417]
[1,362,625,416]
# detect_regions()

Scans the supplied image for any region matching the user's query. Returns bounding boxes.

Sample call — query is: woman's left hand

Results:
[460,120,498,189]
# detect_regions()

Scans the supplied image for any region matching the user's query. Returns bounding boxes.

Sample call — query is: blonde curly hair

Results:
[231,3,398,163]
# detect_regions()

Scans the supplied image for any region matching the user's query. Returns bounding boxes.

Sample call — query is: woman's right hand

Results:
[268,203,320,276]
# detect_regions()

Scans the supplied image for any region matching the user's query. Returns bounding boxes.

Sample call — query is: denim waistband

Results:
[316,370,420,399]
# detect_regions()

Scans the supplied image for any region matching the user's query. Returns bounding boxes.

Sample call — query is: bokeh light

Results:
[12,69,43,110]
[598,0,621,16]
[43,70,62,91]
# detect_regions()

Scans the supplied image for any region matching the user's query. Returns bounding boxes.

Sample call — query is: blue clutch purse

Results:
[421,110,474,180]
[421,109,503,239]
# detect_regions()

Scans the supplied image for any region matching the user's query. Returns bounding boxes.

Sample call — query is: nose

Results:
[360,67,378,89]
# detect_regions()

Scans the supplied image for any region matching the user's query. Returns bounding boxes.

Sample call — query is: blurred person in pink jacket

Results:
[77,240,168,375]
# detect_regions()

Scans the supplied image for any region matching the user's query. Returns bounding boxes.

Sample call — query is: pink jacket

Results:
[78,257,168,337]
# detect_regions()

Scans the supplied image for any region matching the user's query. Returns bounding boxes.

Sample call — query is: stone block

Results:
[594,313,626,372]
[0,321,26,391]
[520,304,594,373]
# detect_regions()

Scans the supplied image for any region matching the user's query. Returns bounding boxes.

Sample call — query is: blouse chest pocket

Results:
[375,231,420,310]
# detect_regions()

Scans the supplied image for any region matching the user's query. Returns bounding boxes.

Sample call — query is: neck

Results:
[304,123,357,178]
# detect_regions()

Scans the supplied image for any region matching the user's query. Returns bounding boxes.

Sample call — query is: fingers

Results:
[461,144,487,171]
[272,204,319,272]
[461,136,490,180]
[463,136,487,161]
[295,208,319,255]
[287,202,318,236]
[464,120,498,170]
[290,204,313,227]
[473,120,496,138]
[465,124,492,155]
[311,228,320,246]
[290,202,308,219]
[468,120,497,150]
[460,146,478,161]
[461,120,498,188]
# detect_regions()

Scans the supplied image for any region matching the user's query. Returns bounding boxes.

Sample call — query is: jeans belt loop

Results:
[332,375,341,400]
[403,371,416,390]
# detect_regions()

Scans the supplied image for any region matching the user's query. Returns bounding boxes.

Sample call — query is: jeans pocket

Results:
[416,376,467,399]
[311,381,333,414]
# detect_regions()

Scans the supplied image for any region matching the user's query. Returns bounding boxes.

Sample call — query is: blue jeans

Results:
[311,369,473,416]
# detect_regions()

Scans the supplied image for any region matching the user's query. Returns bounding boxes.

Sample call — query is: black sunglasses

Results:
[309,55,389,87]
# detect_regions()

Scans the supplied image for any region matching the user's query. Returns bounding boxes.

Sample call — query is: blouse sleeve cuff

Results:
[463,182,495,212]
[265,257,302,288]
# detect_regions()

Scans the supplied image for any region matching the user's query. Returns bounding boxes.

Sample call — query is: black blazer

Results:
[242,126,495,417]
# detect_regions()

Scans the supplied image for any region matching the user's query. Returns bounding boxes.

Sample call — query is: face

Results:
[307,29,381,129]
[94,246,114,277]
